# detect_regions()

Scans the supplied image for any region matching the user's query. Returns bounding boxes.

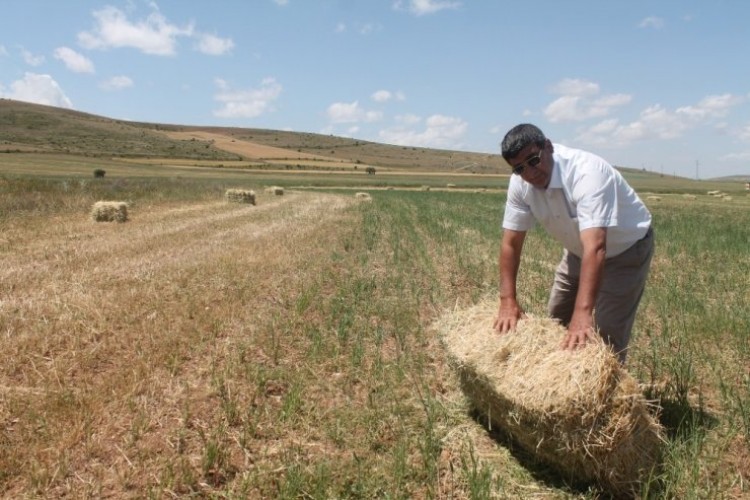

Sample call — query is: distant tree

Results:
[93,169,106,178]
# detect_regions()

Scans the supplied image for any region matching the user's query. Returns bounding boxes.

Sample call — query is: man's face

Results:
[508,140,552,189]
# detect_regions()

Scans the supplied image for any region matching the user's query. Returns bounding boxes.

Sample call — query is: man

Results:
[493,123,653,362]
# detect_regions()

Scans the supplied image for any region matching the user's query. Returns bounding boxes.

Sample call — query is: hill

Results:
[0,99,506,173]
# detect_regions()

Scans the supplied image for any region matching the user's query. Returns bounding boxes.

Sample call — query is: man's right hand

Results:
[493,298,525,334]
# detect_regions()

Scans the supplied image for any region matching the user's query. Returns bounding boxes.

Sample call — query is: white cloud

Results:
[196,34,234,55]
[54,47,95,74]
[393,0,462,16]
[379,114,467,149]
[675,93,742,121]
[550,78,599,97]
[0,45,8,56]
[335,23,347,33]
[213,77,282,119]
[22,49,45,66]
[371,89,406,102]
[0,73,72,108]
[78,5,194,56]
[273,0,289,5]
[100,75,133,91]
[544,78,632,123]
[574,94,745,148]
[372,90,391,102]
[638,16,664,29]
[326,101,382,123]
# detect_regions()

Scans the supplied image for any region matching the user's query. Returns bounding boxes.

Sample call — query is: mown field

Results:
[0,155,749,499]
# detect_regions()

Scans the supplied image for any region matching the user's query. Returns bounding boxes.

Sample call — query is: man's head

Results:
[501,123,553,189]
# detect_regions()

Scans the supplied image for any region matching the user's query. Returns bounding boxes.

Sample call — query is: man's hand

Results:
[560,311,595,350]
[494,298,525,334]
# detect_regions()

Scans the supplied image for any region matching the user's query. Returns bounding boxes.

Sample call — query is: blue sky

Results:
[1,0,749,179]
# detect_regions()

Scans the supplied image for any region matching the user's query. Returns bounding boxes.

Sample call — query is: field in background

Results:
[1,98,749,497]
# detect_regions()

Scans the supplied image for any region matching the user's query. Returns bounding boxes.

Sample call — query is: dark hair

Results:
[501,123,546,161]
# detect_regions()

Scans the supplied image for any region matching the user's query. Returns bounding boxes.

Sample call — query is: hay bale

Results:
[91,201,128,223]
[355,192,372,201]
[225,189,256,205]
[264,186,284,195]
[646,196,662,202]
[437,300,664,496]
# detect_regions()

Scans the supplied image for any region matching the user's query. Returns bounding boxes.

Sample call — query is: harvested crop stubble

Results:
[437,300,664,497]
[225,188,256,204]
[91,201,128,222]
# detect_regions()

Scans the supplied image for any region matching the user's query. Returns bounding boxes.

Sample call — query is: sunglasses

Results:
[512,150,543,175]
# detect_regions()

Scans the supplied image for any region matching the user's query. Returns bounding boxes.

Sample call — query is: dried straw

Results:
[225,189,256,205]
[91,201,128,223]
[437,299,664,497]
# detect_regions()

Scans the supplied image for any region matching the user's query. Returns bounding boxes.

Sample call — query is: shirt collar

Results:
[547,159,563,189]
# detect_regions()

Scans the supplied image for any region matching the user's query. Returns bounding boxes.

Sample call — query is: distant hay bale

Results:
[682,194,697,200]
[447,183,456,188]
[437,300,664,497]
[421,185,431,191]
[355,192,372,201]
[264,186,284,195]
[91,201,128,223]
[723,195,733,201]
[225,189,256,205]
[646,196,662,202]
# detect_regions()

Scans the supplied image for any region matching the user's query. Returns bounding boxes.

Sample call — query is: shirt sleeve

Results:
[502,176,536,232]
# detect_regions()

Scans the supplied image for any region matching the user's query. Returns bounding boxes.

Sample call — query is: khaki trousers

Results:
[547,227,654,362]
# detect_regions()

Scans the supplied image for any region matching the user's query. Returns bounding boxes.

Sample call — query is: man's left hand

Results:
[561,312,595,350]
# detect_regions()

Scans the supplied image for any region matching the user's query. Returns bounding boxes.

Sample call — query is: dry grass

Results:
[0,190,357,497]
[162,130,337,162]
[438,300,665,497]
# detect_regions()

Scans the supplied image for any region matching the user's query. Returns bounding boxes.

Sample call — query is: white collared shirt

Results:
[502,143,651,258]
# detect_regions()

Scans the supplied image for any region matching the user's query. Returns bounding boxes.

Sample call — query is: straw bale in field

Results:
[355,192,372,201]
[264,186,284,195]
[225,189,256,205]
[646,196,662,202]
[91,201,128,223]
[437,300,664,497]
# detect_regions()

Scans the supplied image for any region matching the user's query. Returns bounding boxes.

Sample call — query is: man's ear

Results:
[546,138,553,153]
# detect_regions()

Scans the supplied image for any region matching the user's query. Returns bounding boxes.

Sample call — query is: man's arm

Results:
[494,229,527,333]
[561,227,607,350]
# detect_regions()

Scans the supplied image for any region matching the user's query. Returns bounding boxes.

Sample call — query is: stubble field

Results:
[0,164,749,498]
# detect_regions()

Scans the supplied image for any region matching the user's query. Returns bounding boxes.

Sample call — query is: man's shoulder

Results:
[554,143,607,165]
